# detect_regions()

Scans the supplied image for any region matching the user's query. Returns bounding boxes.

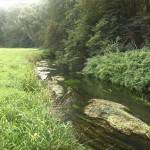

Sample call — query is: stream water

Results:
[47,64,150,150]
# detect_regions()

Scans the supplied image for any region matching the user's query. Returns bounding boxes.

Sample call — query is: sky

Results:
[0,0,39,8]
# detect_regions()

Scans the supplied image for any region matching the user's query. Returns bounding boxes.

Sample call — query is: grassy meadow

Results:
[0,48,84,150]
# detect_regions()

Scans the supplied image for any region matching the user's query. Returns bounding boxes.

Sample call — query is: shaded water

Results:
[49,66,150,150]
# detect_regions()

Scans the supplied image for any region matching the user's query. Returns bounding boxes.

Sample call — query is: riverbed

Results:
[37,61,150,150]
[60,73,150,150]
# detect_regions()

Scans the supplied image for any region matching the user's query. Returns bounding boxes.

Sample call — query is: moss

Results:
[84,99,150,138]
[107,116,150,136]
[64,79,81,86]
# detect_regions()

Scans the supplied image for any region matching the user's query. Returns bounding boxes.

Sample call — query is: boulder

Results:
[35,67,50,80]
[36,61,51,80]
[36,60,48,67]
[36,67,50,72]
[52,84,64,98]
[49,68,57,71]
[51,76,65,82]
[84,99,150,138]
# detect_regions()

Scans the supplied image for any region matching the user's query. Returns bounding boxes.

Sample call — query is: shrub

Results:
[83,50,150,92]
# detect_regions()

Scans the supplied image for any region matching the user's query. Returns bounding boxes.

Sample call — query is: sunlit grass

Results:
[0,48,85,150]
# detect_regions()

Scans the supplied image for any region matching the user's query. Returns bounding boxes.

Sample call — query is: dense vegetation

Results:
[0,49,85,150]
[83,51,150,93]
[0,0,150,68]
[0,0,150,90]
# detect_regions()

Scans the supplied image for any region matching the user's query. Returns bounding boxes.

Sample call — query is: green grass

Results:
[0,48,85,150]
[83,50,150,92]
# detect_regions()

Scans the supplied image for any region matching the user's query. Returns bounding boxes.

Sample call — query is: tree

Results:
[43,0,72,59]
[19,4,46,47]
[0,8,6,47]
[2,5,35,47]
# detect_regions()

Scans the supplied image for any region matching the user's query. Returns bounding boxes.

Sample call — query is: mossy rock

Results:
[84,99,150,138]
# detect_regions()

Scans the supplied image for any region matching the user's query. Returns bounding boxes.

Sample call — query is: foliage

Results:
[0,8,6,47]
[0,4,44,48]
[1,6,35,48]
[1,0,150,70]
[19,5,46,47]
[0,48,85,150]
[83,50,150,92]
[40,0,150,71]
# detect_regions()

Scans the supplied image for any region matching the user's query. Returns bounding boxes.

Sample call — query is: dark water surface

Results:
[49,66,150,150]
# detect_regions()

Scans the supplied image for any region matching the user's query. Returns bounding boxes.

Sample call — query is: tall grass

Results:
[0,48,85,150]
[83,50,150,92]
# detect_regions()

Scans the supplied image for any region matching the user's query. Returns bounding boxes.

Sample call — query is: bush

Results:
[83,50,150,92]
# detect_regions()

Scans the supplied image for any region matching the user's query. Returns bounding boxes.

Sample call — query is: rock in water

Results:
[52,84,64,99]
[84,99,150,138]
[51,76,65,82]
[35,60,51,80]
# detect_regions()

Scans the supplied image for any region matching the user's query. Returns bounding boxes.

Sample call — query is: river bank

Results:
[83,51,150,95]
[0,48,85,150]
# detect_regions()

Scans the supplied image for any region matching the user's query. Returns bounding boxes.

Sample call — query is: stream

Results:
[59,73,150,150]
[37,61,150,150]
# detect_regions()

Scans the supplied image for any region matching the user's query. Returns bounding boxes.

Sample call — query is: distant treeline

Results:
[0,0,150,70]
